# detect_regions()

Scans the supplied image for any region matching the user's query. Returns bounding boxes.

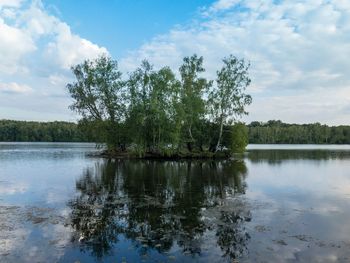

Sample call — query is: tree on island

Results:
[179,54,212,152]
[208,55,252,152]
[66,54,252,157]
[67,56,127,149]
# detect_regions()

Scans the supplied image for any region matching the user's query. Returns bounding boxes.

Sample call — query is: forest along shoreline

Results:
[1,120,349,145]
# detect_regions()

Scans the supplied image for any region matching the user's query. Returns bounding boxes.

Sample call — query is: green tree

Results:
[148,67,182,151]
[223,122,249,153]
[63,54,256,157]
[127,61,181,155]
[209,55,252,152]
[179,54,212,151]
[67,55,126,149]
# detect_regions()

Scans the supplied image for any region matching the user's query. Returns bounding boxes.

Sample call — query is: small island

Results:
[66,54,252,158]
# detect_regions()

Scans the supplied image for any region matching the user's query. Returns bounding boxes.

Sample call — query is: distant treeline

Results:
[1,119,349,144]
[0,120,88,142]
[248,120,350,144]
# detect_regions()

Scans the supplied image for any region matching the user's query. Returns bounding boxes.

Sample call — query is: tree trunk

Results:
[188,125,195,142]
[215,116,224,152]
[187,124,195,152]
[158,126,161,147]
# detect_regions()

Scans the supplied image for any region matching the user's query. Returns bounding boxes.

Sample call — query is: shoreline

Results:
[88,149,235,160]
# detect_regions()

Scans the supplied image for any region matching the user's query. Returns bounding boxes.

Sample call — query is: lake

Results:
[1,143,350,262]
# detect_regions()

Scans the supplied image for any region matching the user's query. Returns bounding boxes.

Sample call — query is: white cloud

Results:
[45,22,108,69]
[207,0,240,13]
[0,82,32,93]
[120,0,350,125]
[248,86,350,124]
[0,17,36,74]
[0,0,108,121]
[0,0,22,8]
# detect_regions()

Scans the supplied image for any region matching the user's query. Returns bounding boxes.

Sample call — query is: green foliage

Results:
[208,55,252,152]
[248,121,350,144]
[209,56,252,123]
[179,55,212,150]
[126,61,181,153]
[0,120,88,142]
[67,55,126,149]
[224,122,249,153]
[66,54,252,157]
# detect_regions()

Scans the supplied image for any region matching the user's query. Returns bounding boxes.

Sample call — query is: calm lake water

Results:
[1,143,350,262]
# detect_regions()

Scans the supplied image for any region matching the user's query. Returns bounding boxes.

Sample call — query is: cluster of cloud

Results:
[0,0,107,120]
[120,0,350,125]
[1,0,349,124]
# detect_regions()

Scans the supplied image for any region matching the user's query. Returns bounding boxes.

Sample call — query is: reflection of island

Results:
[68,159,250,260]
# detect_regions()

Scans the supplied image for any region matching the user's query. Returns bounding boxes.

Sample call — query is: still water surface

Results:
[1,143,350,262]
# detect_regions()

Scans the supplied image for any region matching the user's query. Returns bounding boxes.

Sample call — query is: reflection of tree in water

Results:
[68,159,250,261]
[214,200,251,259]
[69,161,127,258]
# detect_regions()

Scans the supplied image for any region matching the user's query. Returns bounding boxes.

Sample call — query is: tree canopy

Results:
[67,54,252,157]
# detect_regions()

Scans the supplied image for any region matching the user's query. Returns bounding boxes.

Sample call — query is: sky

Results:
[0,0,349,125]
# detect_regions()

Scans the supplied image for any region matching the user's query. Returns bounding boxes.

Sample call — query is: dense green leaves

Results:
[208,55,252,151]
[224,123,249,153]
[126,62,181,154]
[67,56,126,122]
[66,54,252,156]
[67,56,126,149]
[179,55,212,150]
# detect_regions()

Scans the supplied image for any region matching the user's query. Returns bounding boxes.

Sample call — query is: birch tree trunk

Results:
[215,115,224,152]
